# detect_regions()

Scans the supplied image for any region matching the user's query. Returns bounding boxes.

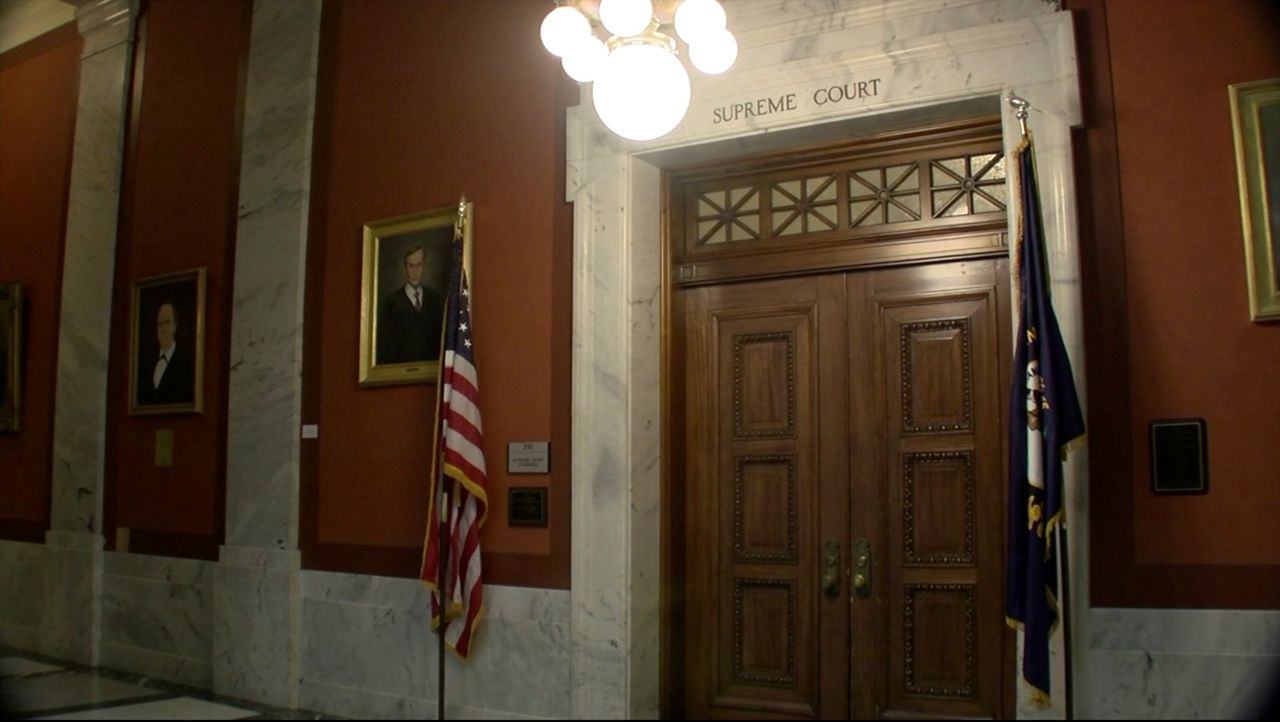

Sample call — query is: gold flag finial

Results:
[454,193,468,240]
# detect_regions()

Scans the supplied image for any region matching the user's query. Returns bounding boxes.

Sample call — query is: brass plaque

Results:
[509,487,548,527]
[1150,418,1207,495]
[155,429,173,467]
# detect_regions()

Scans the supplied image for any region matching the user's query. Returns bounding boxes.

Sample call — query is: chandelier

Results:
[540,0,738,142]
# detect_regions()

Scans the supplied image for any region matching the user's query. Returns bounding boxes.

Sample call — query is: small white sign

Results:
[302,424,319,439]
[507,441,550,474]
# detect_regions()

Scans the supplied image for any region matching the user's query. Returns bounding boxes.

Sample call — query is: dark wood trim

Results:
[665,117,1007,183]
[210,0,254,559]
[298,0,341,573]
[541,67,579,591]
[125,529,218,560]
[0,519,46,544]
[659,170,688,718]
[1065,0,1136,612]
[103,2,148,552]
[0,20,79,71]
[303,542,565,589]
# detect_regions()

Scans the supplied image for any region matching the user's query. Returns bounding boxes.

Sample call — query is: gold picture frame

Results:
[129,268,206,415]
[359,202,473,387]
[1230,77,1280,322]
[0,283,23,433]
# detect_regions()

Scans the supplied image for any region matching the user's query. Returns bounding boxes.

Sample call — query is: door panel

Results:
[682,259,1010,720]
[685,275,849,719]
[854,260,1010,719]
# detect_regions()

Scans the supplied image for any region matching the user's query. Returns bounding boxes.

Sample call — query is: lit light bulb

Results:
[689,27,737,75]
[598,0,654,39]
[674,0,726,46]
[540,5,591,58]
[562,35,607,83]
[592,41,691,141]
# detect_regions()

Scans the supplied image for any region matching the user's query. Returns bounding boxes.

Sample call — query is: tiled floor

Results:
[0,650,336,720]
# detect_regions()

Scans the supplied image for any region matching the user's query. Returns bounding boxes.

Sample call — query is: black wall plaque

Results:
[509,487,548,527]
[1150,418,1208,495]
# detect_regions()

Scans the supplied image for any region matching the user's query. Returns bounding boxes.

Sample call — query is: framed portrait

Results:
[359,202,473,387]
[129,268,206,415]
[0,283,22,433]
[1229,77,1280,322]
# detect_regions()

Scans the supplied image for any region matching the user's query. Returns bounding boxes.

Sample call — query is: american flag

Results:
[421,227,488,659]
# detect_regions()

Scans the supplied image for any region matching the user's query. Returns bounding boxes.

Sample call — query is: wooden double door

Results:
[680,258,1013,719]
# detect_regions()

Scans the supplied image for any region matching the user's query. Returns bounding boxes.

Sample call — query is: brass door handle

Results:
[821,541,840,597]
[852,538,872,598]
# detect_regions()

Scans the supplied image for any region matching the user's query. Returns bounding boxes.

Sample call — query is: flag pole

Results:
[1058,524,1074,720]
[435,195,469,721]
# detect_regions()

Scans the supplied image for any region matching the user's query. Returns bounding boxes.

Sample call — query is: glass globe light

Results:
[562,35,608,83]
[592,41,691,142]
[674,0,726,46]
[598,0,654,39]
[689,27,737,75]
[540,6,591,58]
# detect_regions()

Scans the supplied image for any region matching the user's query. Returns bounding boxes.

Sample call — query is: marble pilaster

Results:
[48,0,135,537]
[214,0,322,709]
[567,2,1085,718]
[42,0,137,667]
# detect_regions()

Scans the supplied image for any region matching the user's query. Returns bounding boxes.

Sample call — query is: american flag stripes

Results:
[421,227,488,660]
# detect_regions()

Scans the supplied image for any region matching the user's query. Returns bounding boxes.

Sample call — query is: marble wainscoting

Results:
[299,571,570,720]
[39,531,103,666]
[0,539,47,650]
[1087,608,1280,719]
[99,552,214,689]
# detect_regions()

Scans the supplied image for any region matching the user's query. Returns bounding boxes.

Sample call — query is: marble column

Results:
[213,0,321,709]
[43,0,137,667]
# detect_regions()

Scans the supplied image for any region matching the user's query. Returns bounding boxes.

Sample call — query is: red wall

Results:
[303,0,573,587]
[1108,0,1280,567]
[105,0,250,557]
[0,25,80,541]
[1076,0,1280,606]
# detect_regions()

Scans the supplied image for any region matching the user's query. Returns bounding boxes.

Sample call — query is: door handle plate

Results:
[821,541,840,597]
[853,538,872,598]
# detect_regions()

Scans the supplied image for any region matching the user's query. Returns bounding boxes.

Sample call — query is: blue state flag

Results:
[1005,133,1086,705]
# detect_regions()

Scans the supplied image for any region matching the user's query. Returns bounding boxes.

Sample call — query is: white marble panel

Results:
[224,0,320,552]
[211,550,300,709]
[39,532,103,666]
[99,552,213,687]
[0,540,47,648]
[1091,608,1280,656]
[568,2,1085,719]
[49,0,135,537]
[298,573,570,720]
[1088,649,1280,720]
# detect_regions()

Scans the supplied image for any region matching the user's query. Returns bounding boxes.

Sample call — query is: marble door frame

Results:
[566,3,1089,718]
